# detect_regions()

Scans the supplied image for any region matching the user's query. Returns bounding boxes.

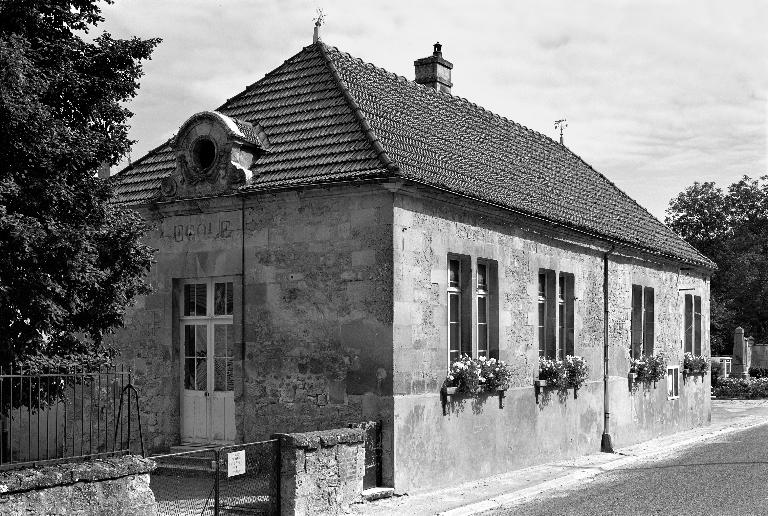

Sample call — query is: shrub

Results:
[713,377,768,399]
[630,353,667,383]
[749,367,768,379]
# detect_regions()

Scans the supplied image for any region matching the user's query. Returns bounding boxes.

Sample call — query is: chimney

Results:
[414,42,453,94]
[97,162,110,179]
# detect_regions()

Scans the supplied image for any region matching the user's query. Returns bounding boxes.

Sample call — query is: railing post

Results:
[214,448,220,516]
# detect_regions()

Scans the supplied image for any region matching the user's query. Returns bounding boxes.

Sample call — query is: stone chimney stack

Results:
[414,42,453,94]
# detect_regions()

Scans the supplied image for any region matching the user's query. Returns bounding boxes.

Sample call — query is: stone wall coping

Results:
[273,427,364,450]
[0,455,156,495]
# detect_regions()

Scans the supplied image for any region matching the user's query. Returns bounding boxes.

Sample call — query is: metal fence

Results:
[0,364,143,469]
[151,440,280,516]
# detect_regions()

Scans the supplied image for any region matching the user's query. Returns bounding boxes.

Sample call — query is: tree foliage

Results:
[666,175,768,354]
[0,0,159,369]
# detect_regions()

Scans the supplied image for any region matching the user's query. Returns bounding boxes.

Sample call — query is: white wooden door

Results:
[181,280,236,444]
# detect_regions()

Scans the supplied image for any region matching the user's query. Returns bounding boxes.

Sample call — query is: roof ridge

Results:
[322,43,564,150]
[316,42,399,175]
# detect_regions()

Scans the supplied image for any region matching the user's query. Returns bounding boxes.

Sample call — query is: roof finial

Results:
[433,42,442,56]
[313,9,324,43]
[554,118,568,145]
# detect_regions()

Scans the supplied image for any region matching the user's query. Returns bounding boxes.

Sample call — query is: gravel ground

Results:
[484,422,768,516]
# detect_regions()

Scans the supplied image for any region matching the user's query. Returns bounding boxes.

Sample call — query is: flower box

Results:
[441,355,513,413]
[683,353,709,375]
[536,356,588,404]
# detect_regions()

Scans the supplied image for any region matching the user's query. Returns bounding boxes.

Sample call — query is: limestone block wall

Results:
[391,187,710,491]
[239,186,394,447]
[275,427,365,516]
[0,455,156,515]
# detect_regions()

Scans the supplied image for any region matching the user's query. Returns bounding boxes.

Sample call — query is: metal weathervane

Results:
[313,9,325,42]
[554,118,568,145]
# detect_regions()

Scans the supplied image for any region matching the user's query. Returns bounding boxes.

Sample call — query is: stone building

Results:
[110,40,715,492]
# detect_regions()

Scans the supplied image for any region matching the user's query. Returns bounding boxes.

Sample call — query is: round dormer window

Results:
[192,137,216,171]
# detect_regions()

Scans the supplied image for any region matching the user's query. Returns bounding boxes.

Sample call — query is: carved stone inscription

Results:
[155,213,238,244]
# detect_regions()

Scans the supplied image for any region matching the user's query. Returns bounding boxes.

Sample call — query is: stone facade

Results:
[0,455,156,515]
[390,186,710,490]
[112,185,394,459]
[111,180,710,493]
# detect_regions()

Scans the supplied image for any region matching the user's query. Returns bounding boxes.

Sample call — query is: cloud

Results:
[100,0,767,219]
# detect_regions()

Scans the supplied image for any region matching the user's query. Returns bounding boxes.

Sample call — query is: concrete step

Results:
[362,487,394,501]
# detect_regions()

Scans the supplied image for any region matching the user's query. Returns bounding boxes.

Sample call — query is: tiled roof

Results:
[111,42,713,268]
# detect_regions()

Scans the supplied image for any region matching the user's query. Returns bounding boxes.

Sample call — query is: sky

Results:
[98,0,767,221]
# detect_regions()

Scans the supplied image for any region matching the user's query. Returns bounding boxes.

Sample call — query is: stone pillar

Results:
[731,327,750,379]
[274,427,365,516]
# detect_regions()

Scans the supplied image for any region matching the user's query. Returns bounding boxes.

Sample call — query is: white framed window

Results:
[539,269,575,359]
[180,279,235,393]
[684,294,702,355]
[477,262,489,358]
[666,366,679,399]
[538,272,548,358]
[447,255,499,364]
[631,285,655,358]
[448,257,464,364]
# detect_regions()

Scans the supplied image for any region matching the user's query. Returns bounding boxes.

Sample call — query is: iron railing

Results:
[0,364,144,469]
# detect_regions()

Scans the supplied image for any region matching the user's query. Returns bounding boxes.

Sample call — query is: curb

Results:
[438,416,768,516]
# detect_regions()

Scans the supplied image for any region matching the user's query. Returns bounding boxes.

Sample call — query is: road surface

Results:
[484,422,768,515]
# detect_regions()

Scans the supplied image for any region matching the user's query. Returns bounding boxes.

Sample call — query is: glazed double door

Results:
[180,280,236,444]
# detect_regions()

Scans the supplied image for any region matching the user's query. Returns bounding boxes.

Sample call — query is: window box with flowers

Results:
[629,353,667,389]
[535,356,589,403]
[442,355,513,412]
[683,352,709,379]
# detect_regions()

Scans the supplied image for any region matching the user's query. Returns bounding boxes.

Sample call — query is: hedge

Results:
[713,377,768,399]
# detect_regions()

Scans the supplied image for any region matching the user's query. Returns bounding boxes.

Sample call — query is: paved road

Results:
[484,422,768,516]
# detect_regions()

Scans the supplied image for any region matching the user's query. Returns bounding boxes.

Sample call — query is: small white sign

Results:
[227,450,246,477]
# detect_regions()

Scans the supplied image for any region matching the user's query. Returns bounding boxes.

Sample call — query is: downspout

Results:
[241,195,246,363]
[601,245,616,453]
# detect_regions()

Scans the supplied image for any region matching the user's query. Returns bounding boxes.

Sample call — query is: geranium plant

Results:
[564,356,589,391]
[480,357,513,391]
[630,353,667,383]
[538,358,566,388]
[444,355,513,395]
[538,356,589,391]
[683,352,709,374]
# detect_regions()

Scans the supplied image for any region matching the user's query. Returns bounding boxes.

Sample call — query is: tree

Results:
[666,175,768,355]
[0,0,159,370]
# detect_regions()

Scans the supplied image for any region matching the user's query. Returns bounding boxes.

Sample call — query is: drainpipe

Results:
[241,195,246,363]
[601,246,615,453]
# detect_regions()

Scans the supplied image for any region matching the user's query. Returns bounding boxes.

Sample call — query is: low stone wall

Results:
[0,455,156,515]
[275,427,365,516]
